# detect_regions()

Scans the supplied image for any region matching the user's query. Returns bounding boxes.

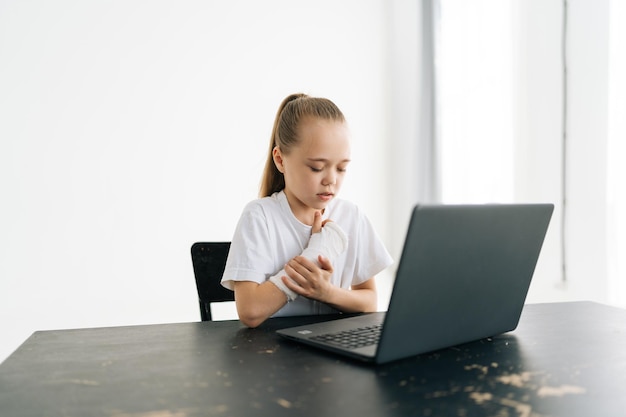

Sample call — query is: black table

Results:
[1,301,625,417]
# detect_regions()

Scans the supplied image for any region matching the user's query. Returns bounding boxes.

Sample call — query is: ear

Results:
[272,146,285,173]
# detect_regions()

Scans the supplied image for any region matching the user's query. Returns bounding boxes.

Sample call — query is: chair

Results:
[190,242,234,321]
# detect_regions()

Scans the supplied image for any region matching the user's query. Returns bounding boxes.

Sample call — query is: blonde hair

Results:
[259,93,346,197]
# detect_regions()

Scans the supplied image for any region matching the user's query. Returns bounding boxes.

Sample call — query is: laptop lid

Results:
[277,203,554,364]
[375,203,553,363]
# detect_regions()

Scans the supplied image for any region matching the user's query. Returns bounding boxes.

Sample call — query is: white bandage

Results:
[301,222,348,263]
[268,222,349,302]
[269,273,299,302]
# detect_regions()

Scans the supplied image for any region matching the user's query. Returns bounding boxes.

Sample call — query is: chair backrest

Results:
[190,242,234,321]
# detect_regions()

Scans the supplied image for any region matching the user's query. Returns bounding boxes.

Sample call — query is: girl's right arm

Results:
[233,280,288,328]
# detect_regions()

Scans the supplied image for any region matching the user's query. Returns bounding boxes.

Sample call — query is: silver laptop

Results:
[277,203,554,364]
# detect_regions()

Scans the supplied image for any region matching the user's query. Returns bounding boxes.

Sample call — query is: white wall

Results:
[0,0,393,362]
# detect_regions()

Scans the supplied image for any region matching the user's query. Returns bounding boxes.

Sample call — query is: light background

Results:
[1,0,622,362]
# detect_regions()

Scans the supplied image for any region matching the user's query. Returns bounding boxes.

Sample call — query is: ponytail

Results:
[259,93,345,197]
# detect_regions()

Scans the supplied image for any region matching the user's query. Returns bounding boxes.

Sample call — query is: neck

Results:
[283,191,322,226]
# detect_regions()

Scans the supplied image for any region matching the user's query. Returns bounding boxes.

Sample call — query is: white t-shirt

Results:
[221,191,394,317]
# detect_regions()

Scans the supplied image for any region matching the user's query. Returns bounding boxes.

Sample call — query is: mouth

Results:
[317,192,334,202]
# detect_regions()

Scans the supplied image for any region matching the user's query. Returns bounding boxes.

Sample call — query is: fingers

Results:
[281,256,333,300]
[281,274,303,295]
[317,255,334,273]
[311,211,323,234]
[285,256,316,278]
[312,211,336,236]
[281,265,308,297]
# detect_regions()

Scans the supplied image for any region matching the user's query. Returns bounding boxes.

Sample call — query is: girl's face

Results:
[273,117,351,225]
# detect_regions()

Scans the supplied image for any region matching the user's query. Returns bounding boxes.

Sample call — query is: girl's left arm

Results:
[283,254,378,313]
[342,276,378,313]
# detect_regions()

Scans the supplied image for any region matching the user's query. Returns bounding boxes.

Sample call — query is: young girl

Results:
[221,93,393,328]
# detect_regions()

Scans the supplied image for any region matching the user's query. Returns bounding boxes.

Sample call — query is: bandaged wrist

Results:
[302,221,349,263]
[269,272,298,302]
[267,222,347,303]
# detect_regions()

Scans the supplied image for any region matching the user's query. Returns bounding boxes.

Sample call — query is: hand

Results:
[311,210,333,235]
[282,254,335,302]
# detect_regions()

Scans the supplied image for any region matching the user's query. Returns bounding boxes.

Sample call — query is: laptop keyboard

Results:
[310,324,382,349]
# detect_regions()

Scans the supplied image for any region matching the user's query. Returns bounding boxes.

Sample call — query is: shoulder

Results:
[235,193,291,236]
[241,192,283,217]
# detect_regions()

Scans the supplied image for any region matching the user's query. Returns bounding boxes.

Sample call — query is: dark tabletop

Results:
[1,301,625,417]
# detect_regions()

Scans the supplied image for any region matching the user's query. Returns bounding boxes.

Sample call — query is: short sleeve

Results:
[221,205,276,290]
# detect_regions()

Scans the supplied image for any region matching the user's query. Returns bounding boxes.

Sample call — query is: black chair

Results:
[190,242,234,321]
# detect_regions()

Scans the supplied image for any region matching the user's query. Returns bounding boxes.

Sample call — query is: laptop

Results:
[277,203,554,364]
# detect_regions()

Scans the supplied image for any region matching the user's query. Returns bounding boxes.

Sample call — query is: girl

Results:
[221,93,393,328]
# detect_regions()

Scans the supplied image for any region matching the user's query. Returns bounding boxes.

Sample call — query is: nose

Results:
[322,171,337,186]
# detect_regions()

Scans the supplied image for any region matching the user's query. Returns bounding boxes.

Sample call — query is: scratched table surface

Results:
[1,301,625,417]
